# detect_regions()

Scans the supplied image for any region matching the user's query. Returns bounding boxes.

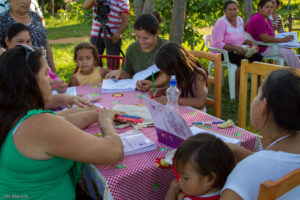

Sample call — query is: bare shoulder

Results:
[220,189,243,200]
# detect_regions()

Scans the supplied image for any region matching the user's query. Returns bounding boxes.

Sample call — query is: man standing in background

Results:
[83,0,129,57]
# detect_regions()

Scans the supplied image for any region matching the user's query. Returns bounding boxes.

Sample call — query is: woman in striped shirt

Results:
[269,0,284,33]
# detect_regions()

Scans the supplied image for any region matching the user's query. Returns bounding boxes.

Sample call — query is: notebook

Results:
[276,32,300,48]
[101,64,159,93]
[120,129,157,156]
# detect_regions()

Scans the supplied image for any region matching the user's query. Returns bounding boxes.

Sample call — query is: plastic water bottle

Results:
[166,75,179,112]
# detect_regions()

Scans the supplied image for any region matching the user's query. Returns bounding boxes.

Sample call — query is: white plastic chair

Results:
[203,34,237,100]
[244,32,284,66]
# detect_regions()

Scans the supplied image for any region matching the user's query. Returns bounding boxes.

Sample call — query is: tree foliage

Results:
[154,0,262,48]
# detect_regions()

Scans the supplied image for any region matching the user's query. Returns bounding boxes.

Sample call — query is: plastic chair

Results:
[258,168,300,200]
[203,34,237,100]
[189,50,222,118]
[238,60,283,131]
[244,32,284,66]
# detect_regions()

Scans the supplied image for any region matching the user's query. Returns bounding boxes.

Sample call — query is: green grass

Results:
[45,14,92,40]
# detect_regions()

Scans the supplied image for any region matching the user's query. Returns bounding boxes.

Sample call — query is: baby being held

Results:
[165,133,236,200]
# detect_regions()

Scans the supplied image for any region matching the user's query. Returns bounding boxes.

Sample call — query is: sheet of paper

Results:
[132,64,159,82]
[101,64,160,93]
[143,98,193,140]
[52,86,77,96]
[190,126,241,145]
[276,32,300,48]
[120,130,157,155]
[101,79,136,93]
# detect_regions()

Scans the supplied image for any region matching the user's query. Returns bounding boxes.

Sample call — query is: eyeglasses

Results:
[16,44,35,61]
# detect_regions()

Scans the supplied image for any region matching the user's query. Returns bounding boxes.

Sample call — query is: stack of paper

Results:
[276,32,300,48]
[120,130,157,156]
[102,64,159,93]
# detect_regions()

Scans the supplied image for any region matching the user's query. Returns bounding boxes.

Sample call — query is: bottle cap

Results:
[170,77,176,86]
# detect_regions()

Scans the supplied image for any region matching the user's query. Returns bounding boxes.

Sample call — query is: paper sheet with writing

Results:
[52,86,77,96]
[276,32,300,48]
[102,64,159,93]
[190,126,241,145]
[120,130,157,155]
[143,98,193,140]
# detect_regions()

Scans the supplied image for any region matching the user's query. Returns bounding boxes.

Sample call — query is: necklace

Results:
[266,133,293,149]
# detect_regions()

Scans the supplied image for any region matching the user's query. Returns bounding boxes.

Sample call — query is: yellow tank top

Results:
[74,67,103,85]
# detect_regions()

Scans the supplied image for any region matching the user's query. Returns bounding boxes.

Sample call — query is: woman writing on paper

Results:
[106,12,170,91]
[246,0,300,68]
[0,46,124,198]
[149,42,208,111]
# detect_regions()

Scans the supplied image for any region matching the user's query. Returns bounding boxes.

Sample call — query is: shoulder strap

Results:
[11,109,56,135]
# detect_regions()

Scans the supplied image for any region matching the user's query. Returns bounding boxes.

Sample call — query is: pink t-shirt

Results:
[246,13,275,53]
[211,16,246,51]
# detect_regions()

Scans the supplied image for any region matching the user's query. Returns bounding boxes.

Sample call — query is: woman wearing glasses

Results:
[0,45,124,198]
[0,0,56,73]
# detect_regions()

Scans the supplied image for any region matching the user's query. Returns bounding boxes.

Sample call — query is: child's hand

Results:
[155,96,168,105]
[149,87,166,98]
[165,180,180,200]
[136,80,152,92]
[51,79,67,93]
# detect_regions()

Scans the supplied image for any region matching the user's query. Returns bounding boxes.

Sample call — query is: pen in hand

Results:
[152,72,156,93]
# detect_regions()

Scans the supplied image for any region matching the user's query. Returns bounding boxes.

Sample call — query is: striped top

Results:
[270,13,284,33]
[90,0,130,39]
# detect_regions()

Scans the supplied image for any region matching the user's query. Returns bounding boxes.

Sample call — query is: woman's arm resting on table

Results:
[45,94,93,109]
[62,109,98,129]
[30,110,123,165]
[220,189,243,200]
[177,73,208,110]
[259,33,293,43]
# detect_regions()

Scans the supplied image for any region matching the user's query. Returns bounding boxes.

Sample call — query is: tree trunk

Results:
[51,0,55,14]
[244,0,253,25]
[170,0,187,44]
[40,0,45,14]
[134,0,144,18]
[142,0,154,15]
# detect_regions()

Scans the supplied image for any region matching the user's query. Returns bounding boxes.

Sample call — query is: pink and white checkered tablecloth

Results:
[76,84,261,200]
